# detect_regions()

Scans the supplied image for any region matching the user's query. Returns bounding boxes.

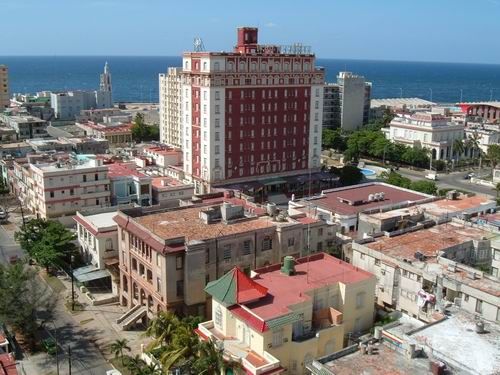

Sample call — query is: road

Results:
[396,167,496,198]
[0,219,113,375]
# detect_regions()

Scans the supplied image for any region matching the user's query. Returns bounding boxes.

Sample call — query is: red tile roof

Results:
[243,253,374,321]
[0,353,18,375]
[108,163,148,179]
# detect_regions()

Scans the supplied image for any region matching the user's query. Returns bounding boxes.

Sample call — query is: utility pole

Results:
[70,255,75,311]
[68,346,72,375]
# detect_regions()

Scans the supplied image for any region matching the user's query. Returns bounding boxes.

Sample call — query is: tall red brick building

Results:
[163,27,325,194]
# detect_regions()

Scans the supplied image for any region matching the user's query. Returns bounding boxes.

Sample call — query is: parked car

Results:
[0,207,7,223]
[464,172,475,180]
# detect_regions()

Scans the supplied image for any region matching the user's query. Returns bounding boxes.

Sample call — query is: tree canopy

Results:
[131,113,160,142]
[15,218,77,270]
[380,171,438,195]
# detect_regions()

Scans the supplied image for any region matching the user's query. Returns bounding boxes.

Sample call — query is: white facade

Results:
[30,158,111,219]
[338,72,371,131]
[388,112,465,160]
[159,67,183,148]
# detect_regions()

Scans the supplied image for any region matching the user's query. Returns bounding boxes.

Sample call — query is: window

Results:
[272,329,284,347]
[176,280,184,297]
[476,299,483,314]
[206,274,210,285]
[318,228,323,236]
[83,175,87,182]
[156,277,161,293]
[70,188,74,196]
[356,292,365,309]
[223,245,232,260]
[215,305,223,329]
[242,240,251,255]
[464,294,469,302]
[95,173,98,181]
[206,249,210,264]
[262,236,272,251]
[156,252,161,267]
[50,191,54,198]
[288,237,295,247]
[374,259,381,266]
[176,255,183,270]
[360,253,365,260]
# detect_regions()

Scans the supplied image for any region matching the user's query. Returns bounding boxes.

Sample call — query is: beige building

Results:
[351,221,500,323]
[197,253,376,375]
[0,65,8,110]
[77,121,133,146]
[159,67,183,148]
[28,158,111,220]
[113,197,338,325]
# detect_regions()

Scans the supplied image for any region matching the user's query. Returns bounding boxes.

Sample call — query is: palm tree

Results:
[110,338,131,366]
[125,355,147,373]
[468,130,483,170]
[193,338,242,375]
[145,311,180,349]
[452,139,465,163]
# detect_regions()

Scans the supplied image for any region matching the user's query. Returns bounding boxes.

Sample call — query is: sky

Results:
[1,0,500,64]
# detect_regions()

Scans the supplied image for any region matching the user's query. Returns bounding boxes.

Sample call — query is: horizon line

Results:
[0,55,499,67]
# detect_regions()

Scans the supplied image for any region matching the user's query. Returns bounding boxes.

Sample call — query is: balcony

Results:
[197,321,282,375]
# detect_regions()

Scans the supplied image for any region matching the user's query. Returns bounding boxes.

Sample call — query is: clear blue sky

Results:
[1,0,499,64]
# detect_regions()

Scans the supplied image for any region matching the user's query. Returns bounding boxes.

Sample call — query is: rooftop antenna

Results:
[193,37,205,52]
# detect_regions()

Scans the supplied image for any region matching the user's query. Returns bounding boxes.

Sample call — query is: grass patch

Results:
[41,272,66,293]
[110,356,133,375]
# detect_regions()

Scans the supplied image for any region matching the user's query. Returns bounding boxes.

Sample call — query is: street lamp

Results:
[70,255,75,311]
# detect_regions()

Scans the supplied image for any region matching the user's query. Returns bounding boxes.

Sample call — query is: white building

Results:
[159,67,183,148]
[465,125,500,155]
[51,63,113,120]
[0,113,48,139]
[29,158,111,220]
[386,112,465,160]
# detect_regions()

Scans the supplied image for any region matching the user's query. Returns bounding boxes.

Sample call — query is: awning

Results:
[261,177,287,186]
[103,257,119,266]
[73,265,111,283]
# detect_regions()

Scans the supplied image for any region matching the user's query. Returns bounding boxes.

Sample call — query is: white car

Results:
[425,173,438,181]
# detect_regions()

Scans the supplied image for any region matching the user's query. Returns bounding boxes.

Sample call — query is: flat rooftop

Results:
[420,195,495,217]
[133,205,277,242]
[244,253,373,321]
[366,222,493,260]
[323,341,433,375]
[306,183,429,216]
[151,176,187,189]
[371,97,435,108]
[411,309,500,374]
[77,211,118,230]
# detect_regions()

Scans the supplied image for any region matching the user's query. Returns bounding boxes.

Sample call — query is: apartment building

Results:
[114,197,338,319]
[458,101,500,124]
[386,112,465,160]
[351,221,500,323]
[151,176,194,207]
[0,113,48,140]
[197,253,376,375]
[0,65,8,110]
[168,27,324,194]
[77,121,132,146]
[323,72,371,130]
[27,158,111,220]
[108,162,152,206]
[159,67,183,148]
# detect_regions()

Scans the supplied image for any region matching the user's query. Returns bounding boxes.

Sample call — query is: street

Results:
[395,167,496,198]
[0,217,113,375]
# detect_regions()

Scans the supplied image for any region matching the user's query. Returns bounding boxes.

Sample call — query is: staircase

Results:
[117,305,148,330]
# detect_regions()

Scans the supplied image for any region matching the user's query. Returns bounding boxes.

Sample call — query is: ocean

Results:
[2,56,500,104]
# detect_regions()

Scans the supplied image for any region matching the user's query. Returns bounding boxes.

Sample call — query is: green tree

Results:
[110,338,131,366]
[410,180,438,195]
[131,113,160,142]
[467,130,483,169]
[453,139,465,162]
[0,262,55,349]
[487,144,500,174]
[15,219,77,271]
[145,311,180,349]
[339,165,363,186]
[380,171,412,189]
[322,129,346,152]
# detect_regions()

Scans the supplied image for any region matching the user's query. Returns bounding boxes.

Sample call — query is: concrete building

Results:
[323,72,371,130]
[142,145,183,169]
[50,63,113,120]
[0,142,34,158]
[76,108,123,123]
[289,182,432,236]
[159,67,183,148]
[77,121,132,146]
[370,98,435,118]
[458,101,500,124]
[108,162,152,206]
[176,27,324,194]
[197,253,376,375]
[0,126,16,142]
[151,176,194,207]
[10,92,54,121]
[114,197,338,320]
[27,157,111,220]
[0,113,48,140]
[386,113,465,160]
[351,221,500,323]
[0,65,10,110]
